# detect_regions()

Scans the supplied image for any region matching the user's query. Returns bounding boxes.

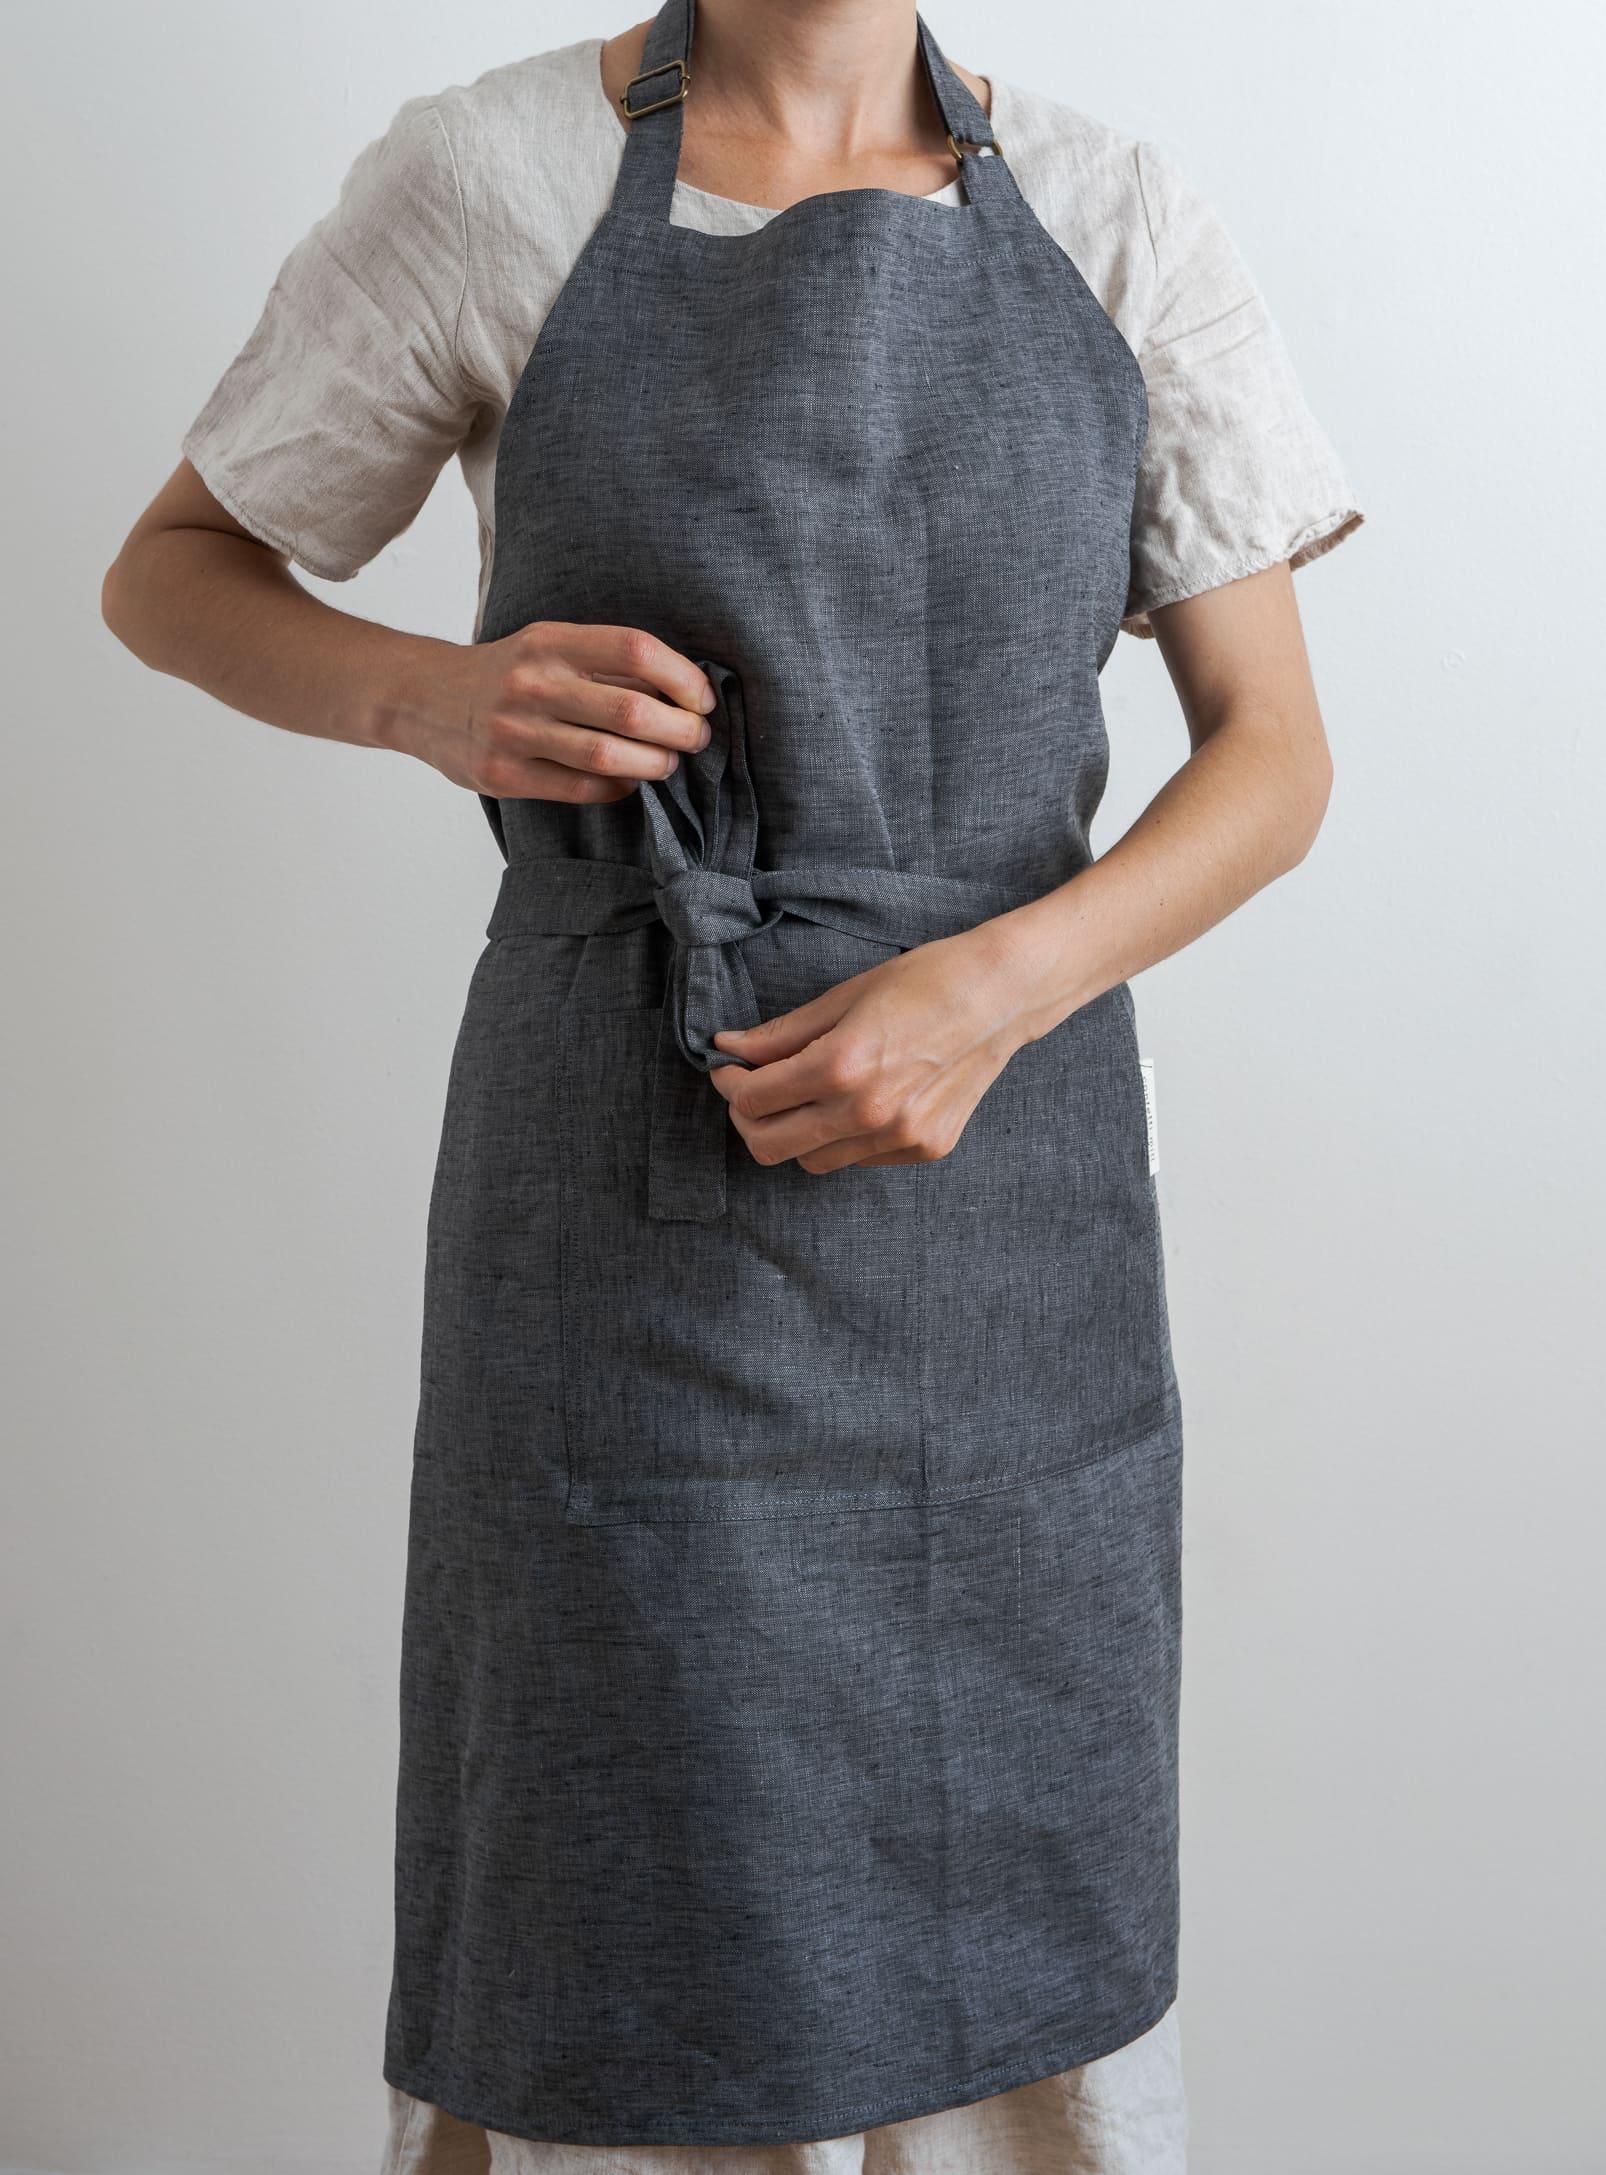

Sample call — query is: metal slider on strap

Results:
[946,131,1003,164]
[621,59,691,119]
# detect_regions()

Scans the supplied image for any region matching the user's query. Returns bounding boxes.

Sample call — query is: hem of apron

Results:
[380,1980,1178,2150]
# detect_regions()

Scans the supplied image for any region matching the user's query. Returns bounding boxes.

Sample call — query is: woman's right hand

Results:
[399,619,718,803]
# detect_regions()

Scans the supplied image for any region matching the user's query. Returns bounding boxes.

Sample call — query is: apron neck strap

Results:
[612,0,1011,221]
[913,16,998,156]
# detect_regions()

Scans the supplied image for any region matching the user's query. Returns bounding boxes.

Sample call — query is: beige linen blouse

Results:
[180,33,1361,2175]
[182,36,1362,647]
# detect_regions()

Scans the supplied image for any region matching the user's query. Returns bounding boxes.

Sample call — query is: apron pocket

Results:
[556,1004,928,1526]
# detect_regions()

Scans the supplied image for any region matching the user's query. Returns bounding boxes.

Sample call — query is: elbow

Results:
[100,543,141,651]
[100,554,127,641]
[101,536,165,664]
[1280,736,1334,872]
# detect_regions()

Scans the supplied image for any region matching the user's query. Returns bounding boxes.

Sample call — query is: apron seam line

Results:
[561,1388,1182,1525]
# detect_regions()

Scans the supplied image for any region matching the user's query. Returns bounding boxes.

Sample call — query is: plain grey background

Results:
[3,2,1601,2171]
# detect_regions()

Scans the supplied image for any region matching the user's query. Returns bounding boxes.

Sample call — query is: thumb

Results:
[713,988,846,1063]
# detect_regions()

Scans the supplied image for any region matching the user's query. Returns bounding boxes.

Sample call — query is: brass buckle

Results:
[947,131,1002,163]
[621,59,690,120]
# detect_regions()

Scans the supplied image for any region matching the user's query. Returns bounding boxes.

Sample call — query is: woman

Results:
[103,2,1362,2169]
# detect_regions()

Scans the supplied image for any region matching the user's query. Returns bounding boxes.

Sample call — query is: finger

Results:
[801,1131,906,1173]
[723,1086,878,1166]
[707,1032,856,1122]
[585,671,679,697]
[545,670,714,754]
[828,1072,990,1170]
[711,988,855,1074]
[476,751,641,804]
[552,623,718,717]
[493,715,687,783]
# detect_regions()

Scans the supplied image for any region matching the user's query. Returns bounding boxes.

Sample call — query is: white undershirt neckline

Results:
[590,33,971,218]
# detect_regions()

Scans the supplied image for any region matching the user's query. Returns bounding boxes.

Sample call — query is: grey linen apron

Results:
[383,0,1184,2147]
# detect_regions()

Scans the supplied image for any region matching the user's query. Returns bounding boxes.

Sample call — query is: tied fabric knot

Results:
[651,867,767,952]
[636,662,777,1214]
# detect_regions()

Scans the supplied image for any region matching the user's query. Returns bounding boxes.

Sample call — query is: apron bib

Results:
[385,0,1184,2146]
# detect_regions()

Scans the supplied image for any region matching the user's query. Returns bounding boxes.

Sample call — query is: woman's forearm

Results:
[101,518,451,754]
[980,692,1333,1047]
[100,464,716,799]
[974,563,1335,1049]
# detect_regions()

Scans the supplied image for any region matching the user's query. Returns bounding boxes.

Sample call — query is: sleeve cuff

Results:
[1120,502,1364,640]
[181,426,365,584]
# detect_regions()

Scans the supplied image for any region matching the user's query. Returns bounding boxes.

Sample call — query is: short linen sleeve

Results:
[1123,141,1363,638]
[181,96,478,582]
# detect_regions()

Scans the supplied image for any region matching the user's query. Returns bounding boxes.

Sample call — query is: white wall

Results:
[3,4,1600,2171]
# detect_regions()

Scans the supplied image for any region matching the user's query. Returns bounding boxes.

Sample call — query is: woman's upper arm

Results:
[1121,139,1365,644]
[1149,559,1328,765]
[175,93,480,584]
[118,457,283,560]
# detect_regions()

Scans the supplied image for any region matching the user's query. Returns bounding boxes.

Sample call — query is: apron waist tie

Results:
[486,854,1045,1223]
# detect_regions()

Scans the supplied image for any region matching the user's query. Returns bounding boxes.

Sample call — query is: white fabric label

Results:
[1139,1057,1159,1176]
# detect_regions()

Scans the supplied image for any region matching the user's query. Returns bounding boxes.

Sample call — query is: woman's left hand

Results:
[706,923,1040,1173]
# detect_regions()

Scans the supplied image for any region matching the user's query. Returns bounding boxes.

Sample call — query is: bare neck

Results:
[601,4,992,212]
